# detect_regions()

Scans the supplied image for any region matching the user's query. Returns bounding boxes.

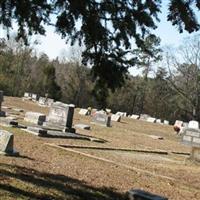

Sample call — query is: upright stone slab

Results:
[188,120,199,129]
[111,114,121,122]
[45,102,75,132]
[156,119,162,124]
[0,90,5,117]
[31,93,39,101]
[182,128,200,162]
[147,117,156,123]
[0,130,18,155]
[163,120,169,125]
[46,98,54,106]
[130,114,140,120]
[79,108,89,116]
[139,114,150,121]
[127,189,168,200]
[116,112,127,117]
[24,111,46,125]
[91,112,111,127]
[38,97,46,106]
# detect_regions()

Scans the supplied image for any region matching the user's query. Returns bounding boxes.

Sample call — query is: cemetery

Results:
[0,94,200,200]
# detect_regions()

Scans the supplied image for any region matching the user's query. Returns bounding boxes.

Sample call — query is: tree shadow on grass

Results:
[0,163,125,200]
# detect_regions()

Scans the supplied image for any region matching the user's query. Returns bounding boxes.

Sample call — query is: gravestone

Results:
[0,91,5,117]
[147,117,156,123]
[0,130,18,155]
[44,102,75,133]
[188,120,199,129]
[139,114,150,121]
[156,119,162,124]
[163,120,169,125]
[116,112,127,117]
[111,114,121,122]
[79,108,89,116]
[74,124,91,130]
[130,114,140,120]
[38,97,46,106]
[46,98,54,106]
[106,108,112,114]
[31,93,39,101]
[182,128,200,161]
[127,189,168,200]
[91,112,111,127]
[24,112,46,125]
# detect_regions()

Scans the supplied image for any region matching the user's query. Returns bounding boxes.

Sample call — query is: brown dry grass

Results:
[0,96,200,200]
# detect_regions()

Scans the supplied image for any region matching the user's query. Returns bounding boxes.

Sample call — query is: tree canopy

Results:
[0,0,200,91]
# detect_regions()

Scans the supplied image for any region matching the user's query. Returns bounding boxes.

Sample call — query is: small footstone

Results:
[74,124,91,130]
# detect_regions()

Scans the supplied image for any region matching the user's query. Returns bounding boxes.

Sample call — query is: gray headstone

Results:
[24,112,46,125]
[45,102,75,132]
[91,112,111,127]
[127,189,168,200]
[38,97,47,105]
[46,98,54,106]
[0,130,18,155]
[182,128,200,147]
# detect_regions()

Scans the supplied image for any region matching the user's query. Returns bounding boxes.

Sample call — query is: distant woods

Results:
[1,35,200,122]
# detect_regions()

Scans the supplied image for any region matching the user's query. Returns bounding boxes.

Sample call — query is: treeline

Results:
[1,35,200,122]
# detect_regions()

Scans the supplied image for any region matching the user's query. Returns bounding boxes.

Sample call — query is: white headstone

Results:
[147,117,156,123]
[188,120,199,129]
[156,119,162,124]
[79,108,89,116]
[111,114,121,122]
[130,114,140,119]
[163,120,169,125]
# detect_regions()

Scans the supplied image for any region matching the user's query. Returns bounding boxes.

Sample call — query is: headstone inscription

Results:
[0,130,18,155]
[91,112,111,127]
[127,189,168,200]
[24,112,46,125]
[44,102,75,133]
[0,91,5,117]
[182,128,200,162]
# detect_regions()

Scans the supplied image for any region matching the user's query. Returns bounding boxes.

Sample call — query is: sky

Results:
[0,1,200,75]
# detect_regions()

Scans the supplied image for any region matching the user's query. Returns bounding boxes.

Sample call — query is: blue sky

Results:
[0,1,199,75]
